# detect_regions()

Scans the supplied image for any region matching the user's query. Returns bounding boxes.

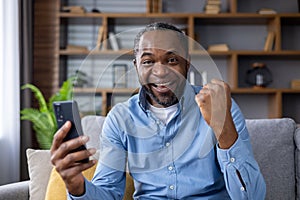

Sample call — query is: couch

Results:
[0,116,299,200]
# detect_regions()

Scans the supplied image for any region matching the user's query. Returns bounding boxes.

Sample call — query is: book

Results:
[151,0,163,13]
[62,6,86,14]
[291,80,300,89]
[108,32,120,51]
[257,8,277,14]
[205,5,221,10]
[208,43,229,51]
[207,0,222,5]
[264,31,275,51]
[205,0,221,14]
[206,0,221,4]
[96,26,104,50]
[205,9,220,14]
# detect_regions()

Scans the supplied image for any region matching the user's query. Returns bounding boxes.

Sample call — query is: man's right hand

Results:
[50,121,97,196]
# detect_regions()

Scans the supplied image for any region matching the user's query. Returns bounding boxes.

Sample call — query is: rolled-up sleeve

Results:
[217,100,266,199]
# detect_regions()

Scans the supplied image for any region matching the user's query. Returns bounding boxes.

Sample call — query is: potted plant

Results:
[21,77,75,149]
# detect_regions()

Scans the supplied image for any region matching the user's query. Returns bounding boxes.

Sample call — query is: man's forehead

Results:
[137,30,185,53]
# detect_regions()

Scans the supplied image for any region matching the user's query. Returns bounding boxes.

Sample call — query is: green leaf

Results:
[49,76,75,112]
[21,84,48,113]
[34,127,54,149]
[21,78,74,149]
[21,108,57,149]
[20,109,56,132]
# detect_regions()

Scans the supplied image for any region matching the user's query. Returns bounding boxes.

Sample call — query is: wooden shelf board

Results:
[59,12,190,18]
[60,12,300,19]
[59,49,300,56]
[278,13,300,18]
[74,87,300,95]
[232,88,300,94]
[191,50,300,56]
[74,87,139,94]
[232,88,278,94]
[59,49,134,55]
[237,50,300,56]
[280,89,300,93]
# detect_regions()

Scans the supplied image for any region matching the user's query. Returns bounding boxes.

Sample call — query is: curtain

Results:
[0,0,20,184]
[19,0,33,181]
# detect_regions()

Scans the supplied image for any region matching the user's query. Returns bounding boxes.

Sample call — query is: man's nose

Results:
[152,62,169,77]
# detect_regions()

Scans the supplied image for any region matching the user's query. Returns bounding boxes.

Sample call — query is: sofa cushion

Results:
[26,149,52,200]
[294,125,300,199]
[246,118,297,200]
[45,163,98,200]
[25,116,105,200]
[0,181,29,200]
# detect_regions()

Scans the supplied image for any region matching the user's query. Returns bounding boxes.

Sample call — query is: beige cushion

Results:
[26,149,52,200]
[25,115,135,199]
[25,116,104,200]
[45,163,98,200]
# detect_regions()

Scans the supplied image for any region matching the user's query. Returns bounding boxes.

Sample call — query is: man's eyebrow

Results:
[140,52,153,58]
[139,49,182,58]
[165,50,179,55]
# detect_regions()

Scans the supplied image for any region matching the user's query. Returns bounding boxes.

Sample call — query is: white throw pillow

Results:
[26,149,52,200]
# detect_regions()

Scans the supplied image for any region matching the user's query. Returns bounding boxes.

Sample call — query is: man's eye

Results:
[168,57,178,64]
[142,60,154,66]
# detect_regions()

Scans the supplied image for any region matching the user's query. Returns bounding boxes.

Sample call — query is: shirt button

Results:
[168,166,173,171]
[165,142,170,147]
[240,186,245,191]
[230,157,235,163]
[169,185,175,190]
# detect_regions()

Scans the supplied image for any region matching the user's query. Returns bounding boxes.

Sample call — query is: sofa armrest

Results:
[0,180,29,200]
[295,126,300,200]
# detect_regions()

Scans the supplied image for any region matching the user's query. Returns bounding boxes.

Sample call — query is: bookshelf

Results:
[53,0,300,121]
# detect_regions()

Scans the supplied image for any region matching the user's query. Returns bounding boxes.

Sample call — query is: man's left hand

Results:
[195,79,238,149]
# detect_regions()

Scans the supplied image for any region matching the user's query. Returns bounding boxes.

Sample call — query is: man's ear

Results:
[133,58,138,72]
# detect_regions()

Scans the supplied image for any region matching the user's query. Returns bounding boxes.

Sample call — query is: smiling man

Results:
[133,26,189,108]
[50,22,266,199]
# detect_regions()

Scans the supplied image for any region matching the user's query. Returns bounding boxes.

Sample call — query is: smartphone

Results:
[53,100,89,163]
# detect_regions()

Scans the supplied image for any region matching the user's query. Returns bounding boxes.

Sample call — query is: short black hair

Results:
[133,22,188,56]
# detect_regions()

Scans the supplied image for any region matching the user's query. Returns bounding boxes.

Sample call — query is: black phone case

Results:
[53,100,89,163]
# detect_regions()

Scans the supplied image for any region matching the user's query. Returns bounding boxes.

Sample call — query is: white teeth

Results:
[156,82,171,86]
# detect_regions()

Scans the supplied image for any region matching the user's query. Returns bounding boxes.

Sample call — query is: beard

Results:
[143,84,181,107]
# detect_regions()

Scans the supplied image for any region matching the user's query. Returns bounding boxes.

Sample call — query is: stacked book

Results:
[208,43,229,51]
[205,0,221,14]
[61,6,86,14]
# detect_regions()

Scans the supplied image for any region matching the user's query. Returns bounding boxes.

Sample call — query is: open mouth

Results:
[151,82,173,93]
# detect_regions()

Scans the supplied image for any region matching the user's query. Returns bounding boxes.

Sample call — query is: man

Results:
[51,22,266,199]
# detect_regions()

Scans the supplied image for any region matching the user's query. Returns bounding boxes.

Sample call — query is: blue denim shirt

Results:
[69,84,266,200]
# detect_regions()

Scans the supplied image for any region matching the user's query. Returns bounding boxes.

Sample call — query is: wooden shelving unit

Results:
[57,0,300,121]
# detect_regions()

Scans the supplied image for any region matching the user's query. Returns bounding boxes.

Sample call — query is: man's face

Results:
[134,30,190,108]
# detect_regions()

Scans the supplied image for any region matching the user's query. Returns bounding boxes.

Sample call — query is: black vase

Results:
[246,62,273,88]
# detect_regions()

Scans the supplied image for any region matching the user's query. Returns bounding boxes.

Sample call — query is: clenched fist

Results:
[195,79,238,149]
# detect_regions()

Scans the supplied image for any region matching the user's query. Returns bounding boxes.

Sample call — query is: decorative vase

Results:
[246,62,273,88]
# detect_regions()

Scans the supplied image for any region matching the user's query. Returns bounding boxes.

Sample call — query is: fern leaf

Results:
[21,108,57,149]
[21,109,56,132]
[21,84,48,113]
[34,127,54,149]
[49,77,75,111]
